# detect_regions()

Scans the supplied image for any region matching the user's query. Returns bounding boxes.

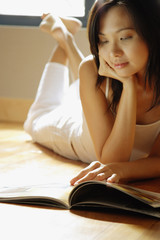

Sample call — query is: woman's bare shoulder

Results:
[80,55,96,67]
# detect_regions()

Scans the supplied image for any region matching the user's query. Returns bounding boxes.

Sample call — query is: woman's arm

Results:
[70,133,160,185]
[80,56,137,164]
[70,157,160,185]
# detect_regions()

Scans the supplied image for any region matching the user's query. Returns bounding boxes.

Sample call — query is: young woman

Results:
[24,0,160,185]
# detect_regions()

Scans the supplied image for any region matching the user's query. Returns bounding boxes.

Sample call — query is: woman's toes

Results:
[39,14,57,33]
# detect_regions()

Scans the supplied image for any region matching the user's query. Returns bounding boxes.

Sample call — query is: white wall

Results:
[0,25,90,100]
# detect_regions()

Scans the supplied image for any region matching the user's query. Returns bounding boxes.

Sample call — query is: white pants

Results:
[24,62,97,163]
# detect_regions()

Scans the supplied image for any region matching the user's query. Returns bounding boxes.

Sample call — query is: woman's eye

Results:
[99,40,109,45]
[120,36,133,41]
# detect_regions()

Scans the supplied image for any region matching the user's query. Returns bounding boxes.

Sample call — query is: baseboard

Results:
[0,98,33,123]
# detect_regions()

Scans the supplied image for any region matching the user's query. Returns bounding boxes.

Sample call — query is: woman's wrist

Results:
[122,75,137,91]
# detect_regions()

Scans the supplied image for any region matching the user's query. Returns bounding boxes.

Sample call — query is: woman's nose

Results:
[110,44,123,58]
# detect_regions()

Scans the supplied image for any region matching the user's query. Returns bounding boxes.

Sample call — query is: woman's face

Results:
[98,6,149,79]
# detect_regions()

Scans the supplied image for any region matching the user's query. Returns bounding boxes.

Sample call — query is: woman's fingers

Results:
[107,173,120,183]
[98,55,111,76]
[98,56,119,80]
[95,167,115,181]
[70,161,101,185]
[70,162,119,185]
[70,161,123,186]
[98,55,137,84]
[73,169,99,185]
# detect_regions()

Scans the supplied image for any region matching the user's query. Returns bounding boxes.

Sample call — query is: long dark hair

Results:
[87,0,160,112]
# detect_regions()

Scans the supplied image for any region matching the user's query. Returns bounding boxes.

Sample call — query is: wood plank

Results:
[0,122,160,240]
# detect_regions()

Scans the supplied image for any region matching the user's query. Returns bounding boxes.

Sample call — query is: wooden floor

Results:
[0,121,160,240]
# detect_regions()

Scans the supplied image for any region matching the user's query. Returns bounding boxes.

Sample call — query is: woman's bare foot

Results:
[41,13,82,35]
[40,13,83,79]
[39,14,67,43]
[39,13,82,44]
[39,13,82,48]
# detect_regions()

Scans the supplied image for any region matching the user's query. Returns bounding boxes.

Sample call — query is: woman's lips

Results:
[113,62,129,69]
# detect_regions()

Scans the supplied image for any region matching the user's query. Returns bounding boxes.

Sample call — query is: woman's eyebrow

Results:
[116,27,135,33]
[98,27,135,36]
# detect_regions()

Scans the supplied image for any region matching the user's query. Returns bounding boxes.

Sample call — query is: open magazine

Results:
[0,181,160,218]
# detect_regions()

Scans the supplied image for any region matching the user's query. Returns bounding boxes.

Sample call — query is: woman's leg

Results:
[40,14,84,80]
[24,15,85,160]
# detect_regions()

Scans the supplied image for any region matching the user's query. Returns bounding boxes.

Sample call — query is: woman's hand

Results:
[70,161,128,186]
[98,55,117,79]
[98,55,137,85]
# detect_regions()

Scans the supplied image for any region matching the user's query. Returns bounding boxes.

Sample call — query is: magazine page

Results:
[108,183,160,208]
[69,181,160,218]
[0,182,73,208]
